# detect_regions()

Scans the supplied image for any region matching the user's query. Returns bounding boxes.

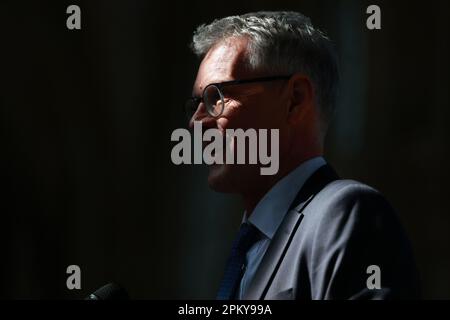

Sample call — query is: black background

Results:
[1,0,449,299]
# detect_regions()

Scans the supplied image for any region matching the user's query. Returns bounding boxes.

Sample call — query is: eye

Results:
[220,90,233,103]
[203,85,225,117]
[223,97,231,103]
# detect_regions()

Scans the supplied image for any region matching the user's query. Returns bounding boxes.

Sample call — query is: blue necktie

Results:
[216,223,260,300]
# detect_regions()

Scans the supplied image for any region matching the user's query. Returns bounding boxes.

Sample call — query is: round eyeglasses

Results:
[185,75,291,120]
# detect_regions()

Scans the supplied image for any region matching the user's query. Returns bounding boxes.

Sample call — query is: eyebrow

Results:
[200,79,232,90]
[192,79,232,96]
[192,75,291,97]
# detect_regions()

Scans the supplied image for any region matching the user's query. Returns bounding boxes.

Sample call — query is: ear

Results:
[285,73,315,125]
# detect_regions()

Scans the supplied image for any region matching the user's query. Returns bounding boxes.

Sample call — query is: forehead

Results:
[193,37,251,94]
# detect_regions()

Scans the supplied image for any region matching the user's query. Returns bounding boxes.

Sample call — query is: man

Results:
[186,11,420,299]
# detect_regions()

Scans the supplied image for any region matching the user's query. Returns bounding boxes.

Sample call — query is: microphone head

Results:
[86,283,129,300]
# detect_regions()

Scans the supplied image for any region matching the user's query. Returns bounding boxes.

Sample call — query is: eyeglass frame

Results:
[185,75,292,119]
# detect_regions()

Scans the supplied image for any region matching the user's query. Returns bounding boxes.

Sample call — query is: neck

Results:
[242,151,322,216]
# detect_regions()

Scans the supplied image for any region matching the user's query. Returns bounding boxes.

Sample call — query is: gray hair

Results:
[191,11,339,129]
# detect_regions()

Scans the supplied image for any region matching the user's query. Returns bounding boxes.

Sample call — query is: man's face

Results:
[189,37,290,194]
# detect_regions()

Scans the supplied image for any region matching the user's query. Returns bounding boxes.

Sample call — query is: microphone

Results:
[85,283,129,300]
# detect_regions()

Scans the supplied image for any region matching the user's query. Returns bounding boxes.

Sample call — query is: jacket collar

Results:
[242,164,339,300]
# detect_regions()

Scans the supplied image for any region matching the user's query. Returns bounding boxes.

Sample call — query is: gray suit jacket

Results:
[242,165,420,300]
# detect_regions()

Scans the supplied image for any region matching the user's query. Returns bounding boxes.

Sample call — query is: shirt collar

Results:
[243,156,326,239]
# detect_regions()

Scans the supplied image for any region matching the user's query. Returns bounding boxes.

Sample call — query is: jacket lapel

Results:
[242,164,339,300]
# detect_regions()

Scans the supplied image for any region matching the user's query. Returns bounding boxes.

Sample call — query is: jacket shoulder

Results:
[305,179,394,224]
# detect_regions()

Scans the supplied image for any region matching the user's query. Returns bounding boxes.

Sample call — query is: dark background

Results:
[1,0,449,299]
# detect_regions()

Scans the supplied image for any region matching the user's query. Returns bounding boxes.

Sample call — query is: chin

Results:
[207,163,238,193]
[207,163,261,195]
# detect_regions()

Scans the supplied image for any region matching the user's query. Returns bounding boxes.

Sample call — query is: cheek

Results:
[216,101,245,130]
[250,96,286,128]
[216,117,230,133]
[218,95,286,130]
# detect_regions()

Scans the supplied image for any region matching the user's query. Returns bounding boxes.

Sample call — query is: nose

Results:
[188,102,217,130]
